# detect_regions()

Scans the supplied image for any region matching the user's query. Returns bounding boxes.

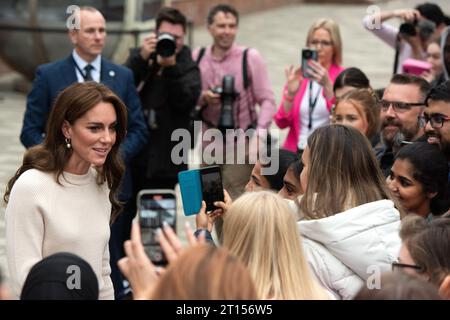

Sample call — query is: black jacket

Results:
[126,45,201,180]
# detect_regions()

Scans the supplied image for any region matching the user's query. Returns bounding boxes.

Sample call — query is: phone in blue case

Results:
[178,169,203,216]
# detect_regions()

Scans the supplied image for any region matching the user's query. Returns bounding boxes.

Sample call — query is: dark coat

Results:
[125,45,201,180]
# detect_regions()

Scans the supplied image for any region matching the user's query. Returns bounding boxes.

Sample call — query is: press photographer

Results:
[363,2,450,74]
[125,7,201,194]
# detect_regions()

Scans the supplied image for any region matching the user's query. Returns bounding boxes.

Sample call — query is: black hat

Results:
[416,3,450,26]
[20,252,99,300]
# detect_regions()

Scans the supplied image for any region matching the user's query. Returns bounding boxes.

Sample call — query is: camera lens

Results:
[156,33,176,57]
[222,75,235,95]
[399,22,417,37]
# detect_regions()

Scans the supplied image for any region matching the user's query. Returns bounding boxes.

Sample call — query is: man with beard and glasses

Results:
[376,74,430,177]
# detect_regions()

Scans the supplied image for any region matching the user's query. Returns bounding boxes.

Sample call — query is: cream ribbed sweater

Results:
[5,168,114,299]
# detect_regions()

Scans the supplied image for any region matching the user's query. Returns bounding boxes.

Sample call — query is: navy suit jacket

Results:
[20,56,149,200]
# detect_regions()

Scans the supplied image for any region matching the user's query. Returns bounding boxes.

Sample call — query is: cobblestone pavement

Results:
[0,0,448,282]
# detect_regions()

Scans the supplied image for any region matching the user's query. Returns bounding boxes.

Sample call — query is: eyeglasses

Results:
[310,39,333,47]
[419,113,450,129]
[379,100,424,113]
[391,261,423,272]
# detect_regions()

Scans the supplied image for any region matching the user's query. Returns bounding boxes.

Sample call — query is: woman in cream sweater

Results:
[3,82,128,299]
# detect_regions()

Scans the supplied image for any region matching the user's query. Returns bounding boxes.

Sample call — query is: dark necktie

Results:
[84,64,94,81]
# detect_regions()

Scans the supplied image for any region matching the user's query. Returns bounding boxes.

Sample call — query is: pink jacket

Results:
[274,64,344,152]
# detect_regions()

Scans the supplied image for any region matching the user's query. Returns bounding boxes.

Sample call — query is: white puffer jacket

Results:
[297,199,401,300]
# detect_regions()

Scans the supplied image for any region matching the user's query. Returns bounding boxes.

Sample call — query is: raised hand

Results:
[117,223,159,300]
[284,65,303,97]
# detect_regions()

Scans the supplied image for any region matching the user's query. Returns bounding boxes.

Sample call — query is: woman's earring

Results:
[65,138,71,149]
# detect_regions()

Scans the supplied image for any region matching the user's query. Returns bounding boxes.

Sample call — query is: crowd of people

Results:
[1,2,450,301]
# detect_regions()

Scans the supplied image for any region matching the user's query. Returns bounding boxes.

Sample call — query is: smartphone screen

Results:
[138,190,176,266]
[200,166,224,212]
[301,48,318,78]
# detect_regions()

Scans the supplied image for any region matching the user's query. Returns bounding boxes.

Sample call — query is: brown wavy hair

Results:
[298,125,403,219]
[3,82,127,221]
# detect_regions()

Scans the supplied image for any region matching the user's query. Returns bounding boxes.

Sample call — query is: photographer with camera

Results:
[363,3,449,74]
[193,4,276,200]
[125,7,201,191]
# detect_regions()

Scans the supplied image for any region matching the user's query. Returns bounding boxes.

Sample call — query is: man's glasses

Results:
[418,113,450,129]
[310,39,333,47]
[379,100,424,113]
[392,262,423,272]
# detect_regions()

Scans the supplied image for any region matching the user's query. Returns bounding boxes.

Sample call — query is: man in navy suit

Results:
[20,6,149,299]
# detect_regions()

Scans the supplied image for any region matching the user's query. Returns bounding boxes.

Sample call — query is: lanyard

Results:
[71,56,97,81]
[308,80,321,130]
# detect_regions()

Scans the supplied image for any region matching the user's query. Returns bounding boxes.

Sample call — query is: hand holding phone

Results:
[178,166,224,216]
[402,58,432,76]
[301,48,318,78]
[199,165,224,212]
[137,189,177,266]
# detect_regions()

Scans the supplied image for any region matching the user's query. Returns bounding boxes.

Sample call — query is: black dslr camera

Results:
[156,33,176,57]
[211,75,238,133]
[399,19,435,41]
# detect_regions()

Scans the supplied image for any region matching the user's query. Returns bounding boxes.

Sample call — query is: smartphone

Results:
[178,166,224,215]
[199,165,224,212]
[301,48,318,78]
[178,169,202,216]
[402,58,432,76]
[137,189,177,266]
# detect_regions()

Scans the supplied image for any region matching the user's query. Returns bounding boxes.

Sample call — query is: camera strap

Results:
[393,33,401,74]
[308,80,321,130]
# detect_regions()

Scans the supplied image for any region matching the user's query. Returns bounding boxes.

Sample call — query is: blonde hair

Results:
[151,244,258,299]
[306,18,342,66]
[222,191,328,300]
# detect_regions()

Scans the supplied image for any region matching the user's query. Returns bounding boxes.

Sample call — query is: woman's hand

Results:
[420,69,436,83]
[213,189,233,214]
[307,60,334,99]
[284,65,303,97]
[195,189,233,232]
[117,223,159,300]
[118,222,205,299]
[158,220,206,263]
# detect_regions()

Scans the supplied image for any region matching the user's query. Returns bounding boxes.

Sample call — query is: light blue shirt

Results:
[72,50,101,83]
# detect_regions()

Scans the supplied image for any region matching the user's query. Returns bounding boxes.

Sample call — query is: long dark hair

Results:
[333,67,370,93]
[395,142,449,215]
[4,82,127,221]
[299,125,401,219]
